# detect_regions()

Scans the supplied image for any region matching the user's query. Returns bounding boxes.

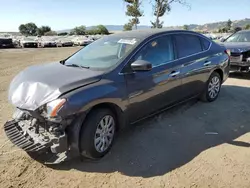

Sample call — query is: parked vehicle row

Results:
[19,37,75,48]
[0,35,98,49]
[4,29,230,164]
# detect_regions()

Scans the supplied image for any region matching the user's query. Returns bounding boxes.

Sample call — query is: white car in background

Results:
[73,36,94,46]
[58,38,74,47]
[55,39,63,47]
[40,38,57,47]
[20,37,38,48]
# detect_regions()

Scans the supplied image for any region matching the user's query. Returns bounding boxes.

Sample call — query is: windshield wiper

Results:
[66,64,90,69]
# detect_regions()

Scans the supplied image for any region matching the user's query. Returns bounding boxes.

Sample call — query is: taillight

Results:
[225,49,231,56]
[225,49,231,65]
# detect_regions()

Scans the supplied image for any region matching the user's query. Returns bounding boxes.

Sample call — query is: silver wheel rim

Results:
[94,115,115,153]
[208,76,220,99]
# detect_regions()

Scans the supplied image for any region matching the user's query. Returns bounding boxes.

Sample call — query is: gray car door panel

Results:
[124,35,183,122]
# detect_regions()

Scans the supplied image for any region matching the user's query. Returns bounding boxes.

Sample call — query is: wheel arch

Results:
[84,102,127,131]
[213,68,223,81]
[66,101,127,157]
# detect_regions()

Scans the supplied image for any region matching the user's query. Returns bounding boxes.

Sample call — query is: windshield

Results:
[225,32,250,42]
[23,37,35,41]
[64,35,140,69]
[45,38,56,41]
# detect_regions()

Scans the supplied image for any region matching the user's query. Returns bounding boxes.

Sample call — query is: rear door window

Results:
[174,34,203,58]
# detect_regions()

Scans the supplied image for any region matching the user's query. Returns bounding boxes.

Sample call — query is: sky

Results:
[0,0,249,32]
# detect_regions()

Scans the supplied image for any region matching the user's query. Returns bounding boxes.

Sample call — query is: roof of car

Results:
[237,30,250,33]
[110,29,202,39]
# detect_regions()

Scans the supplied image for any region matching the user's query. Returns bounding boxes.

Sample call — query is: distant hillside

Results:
[57,18,250,33]
[57,25,150,33]
[0,32,20,35]
[164,18,250,31]
[2,18,250,35]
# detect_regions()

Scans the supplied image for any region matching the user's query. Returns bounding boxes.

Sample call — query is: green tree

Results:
[18,22,38,36]
[226,19,232,31]
[244,24,250,30]
[58,32,68,36]
[151,0,170,28]
[183,24,189,30]
[218,27,229,33]
[69,31,75,35]
[151,0,189,29]
[151,21,163,28]
[44,31,57,36]
[221,27,228,33]
[70,25,86,35]
[85,25,109,35]
[95,25,109,34]
[85,29,97,35]
[123,23,133,31]
[124,0,143,30]
[37,26,51,36]
[233,27,242,33]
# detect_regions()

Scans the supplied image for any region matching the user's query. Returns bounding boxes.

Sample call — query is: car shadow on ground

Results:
[229,72,250,80]
[48,85,250,178]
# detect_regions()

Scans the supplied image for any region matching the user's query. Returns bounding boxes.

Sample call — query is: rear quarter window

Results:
[200,37,211,51]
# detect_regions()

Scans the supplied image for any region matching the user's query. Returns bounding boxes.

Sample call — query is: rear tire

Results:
[79,108,116,159]
[200,72,222,102]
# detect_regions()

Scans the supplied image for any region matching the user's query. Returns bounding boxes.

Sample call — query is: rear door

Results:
[124,35,183,122]
[173,34,212,98]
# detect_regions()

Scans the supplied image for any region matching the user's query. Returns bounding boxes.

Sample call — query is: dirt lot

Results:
[0,47,250,188]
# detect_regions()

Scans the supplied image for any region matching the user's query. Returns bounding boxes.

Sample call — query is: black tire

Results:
[79,108,116,159]
[200,72,222,102]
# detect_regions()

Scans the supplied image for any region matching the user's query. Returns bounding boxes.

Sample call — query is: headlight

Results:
[43,98,66,118]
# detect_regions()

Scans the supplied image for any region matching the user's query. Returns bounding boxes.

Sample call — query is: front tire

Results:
[200,72,222,102]
[79,108,116,159]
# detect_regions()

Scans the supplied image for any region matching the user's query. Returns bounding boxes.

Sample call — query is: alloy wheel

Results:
[208,76,220,99]
[94,115,115,153]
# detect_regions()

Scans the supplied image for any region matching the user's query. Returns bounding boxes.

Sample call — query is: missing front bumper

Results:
[4,119,68,153]
[4,120,72,164]
[4,120,51,152]
[3,109,85,164]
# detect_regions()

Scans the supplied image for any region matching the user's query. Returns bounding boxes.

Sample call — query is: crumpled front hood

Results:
[221,42,250,53]
[9,62,103,111]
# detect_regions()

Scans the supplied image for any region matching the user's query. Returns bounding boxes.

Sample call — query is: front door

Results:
[124,35,183,123]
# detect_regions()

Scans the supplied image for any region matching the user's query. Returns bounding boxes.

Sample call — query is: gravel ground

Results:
[0,47,250,188]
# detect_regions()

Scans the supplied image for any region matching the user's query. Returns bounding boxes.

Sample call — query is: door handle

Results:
[169,71,180,77]
[204,61,211,66]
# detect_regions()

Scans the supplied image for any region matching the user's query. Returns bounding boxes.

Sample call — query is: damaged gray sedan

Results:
[4,29,229,163]
[221,30,250,73]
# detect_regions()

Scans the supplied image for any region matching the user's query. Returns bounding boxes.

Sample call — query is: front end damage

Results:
[4,61,103,163]
[4,108,81,164]
[230,50,250,72]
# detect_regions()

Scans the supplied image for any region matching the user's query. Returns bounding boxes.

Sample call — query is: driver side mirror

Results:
[220,38,226,42]
[131,60,152,71]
